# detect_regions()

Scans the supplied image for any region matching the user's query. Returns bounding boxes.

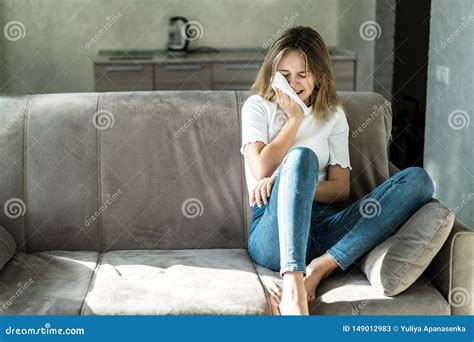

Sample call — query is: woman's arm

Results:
[245,116,303,180]
[313,164,350,203]
[245,89,304,180]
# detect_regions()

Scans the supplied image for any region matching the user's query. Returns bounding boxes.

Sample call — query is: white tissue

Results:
[271,71,312,116]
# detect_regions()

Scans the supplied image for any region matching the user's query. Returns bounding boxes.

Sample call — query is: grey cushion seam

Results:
[80,251,103,315]
[0,226,16,269]
[249,260,274,315]
[22,95,33,253]
[448,231,456,314]
[448,231,460,313]
[235,91,248,247]
[390,206,452,293]
[96,93,102,253]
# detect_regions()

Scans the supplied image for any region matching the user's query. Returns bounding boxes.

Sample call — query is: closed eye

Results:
[281,73,307,78]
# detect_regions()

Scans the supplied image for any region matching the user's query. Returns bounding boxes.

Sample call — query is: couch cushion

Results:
[0,250,99,315]
[0,96,29,253]
[98,91,246,251]
[311,269,450,315]
[24,93,102,252]
[425,217,474,315]
[336,92,393,206]
[82,248,269,315]
[359,200,454,296]
[253,264,450,315]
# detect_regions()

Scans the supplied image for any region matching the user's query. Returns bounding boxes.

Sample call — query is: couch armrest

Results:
[389,161,473,314]
[425,217,474,315]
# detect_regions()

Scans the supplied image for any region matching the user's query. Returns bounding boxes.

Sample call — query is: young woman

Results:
[240,26,434,315]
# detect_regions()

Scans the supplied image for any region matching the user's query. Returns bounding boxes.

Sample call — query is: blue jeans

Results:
[247,146,434,277]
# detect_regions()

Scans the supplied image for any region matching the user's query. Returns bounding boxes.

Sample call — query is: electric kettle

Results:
[167,16,189,53]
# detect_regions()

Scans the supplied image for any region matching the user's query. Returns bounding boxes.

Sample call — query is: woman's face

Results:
[276,50,316,106]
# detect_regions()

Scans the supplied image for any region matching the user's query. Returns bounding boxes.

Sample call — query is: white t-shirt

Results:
[240,94,352,202]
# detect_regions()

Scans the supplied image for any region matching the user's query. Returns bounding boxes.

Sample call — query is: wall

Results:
[424,0,473,225]
[0,0,6,90]
[0,0,339,95]
[337,0,376,91]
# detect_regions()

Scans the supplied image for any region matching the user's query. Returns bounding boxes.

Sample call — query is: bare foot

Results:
[272,304,281,315]
[304,267,325,302]
[304,254,338,302]
[267,284,282,315]
[278,272,309,315]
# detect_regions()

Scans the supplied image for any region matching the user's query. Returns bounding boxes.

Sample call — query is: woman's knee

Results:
[284,146,319,171]
[402,167,434,202]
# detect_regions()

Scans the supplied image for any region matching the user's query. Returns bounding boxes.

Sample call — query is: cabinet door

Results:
[154,63,212,90]
[94,64,153,92]
[332,59,355,91]
[212,62,261,90]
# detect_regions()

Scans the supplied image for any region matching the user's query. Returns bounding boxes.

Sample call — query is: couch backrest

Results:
[335,91,393,206]
[0,91,392,253]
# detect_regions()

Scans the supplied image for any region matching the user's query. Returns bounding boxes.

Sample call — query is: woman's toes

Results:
[271,302,281,315]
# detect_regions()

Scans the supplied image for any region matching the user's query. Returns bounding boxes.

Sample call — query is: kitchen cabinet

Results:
[154,63,212,90]
[93,49,356,92]
[94,64,154,92]
[212,62,262,91]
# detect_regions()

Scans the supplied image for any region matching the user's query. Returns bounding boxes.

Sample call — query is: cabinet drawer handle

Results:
[164,64,202,71]
[223,63,261,70]
[105,65,144,72]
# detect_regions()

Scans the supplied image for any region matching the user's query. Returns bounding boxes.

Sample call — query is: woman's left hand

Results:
[250,174,277,207]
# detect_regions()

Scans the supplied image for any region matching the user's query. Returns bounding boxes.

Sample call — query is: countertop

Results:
[94,48,355,64]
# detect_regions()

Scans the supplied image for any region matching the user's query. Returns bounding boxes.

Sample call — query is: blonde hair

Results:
[251,26,340,119]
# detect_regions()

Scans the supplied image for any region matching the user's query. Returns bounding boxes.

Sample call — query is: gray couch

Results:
[0,91,472,315]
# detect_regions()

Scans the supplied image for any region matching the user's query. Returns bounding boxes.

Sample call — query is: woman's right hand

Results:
[250,174,277,207]
[274,88,304,121]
